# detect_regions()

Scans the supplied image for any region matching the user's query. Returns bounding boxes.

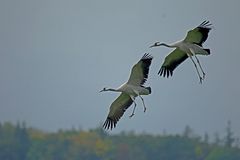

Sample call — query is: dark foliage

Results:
[0,122,240,160]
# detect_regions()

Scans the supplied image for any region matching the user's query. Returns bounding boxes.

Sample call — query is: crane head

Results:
[99,87,107,92]
[100,87,116,92]
[149,41,161,48]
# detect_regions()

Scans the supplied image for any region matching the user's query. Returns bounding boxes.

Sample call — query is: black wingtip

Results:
[199,20,212,29]
[103,117,116,130]
[158,67,173,78]
[142,53,153,60]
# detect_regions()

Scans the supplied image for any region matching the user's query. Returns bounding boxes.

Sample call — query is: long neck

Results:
[106,88,121,92]
[159,42,177,48]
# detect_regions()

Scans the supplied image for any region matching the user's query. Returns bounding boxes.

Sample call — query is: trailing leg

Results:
[129,95,137,118]
[189,55,203,84]
[139,95,146,112]
[194,55,206,79]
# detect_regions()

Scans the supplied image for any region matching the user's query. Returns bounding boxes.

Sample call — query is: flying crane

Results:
[100,53,153,130]
[150,21,212,83]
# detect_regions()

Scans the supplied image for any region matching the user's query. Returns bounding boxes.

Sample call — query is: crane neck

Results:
[159,43,177,48]
[106,88,121,92]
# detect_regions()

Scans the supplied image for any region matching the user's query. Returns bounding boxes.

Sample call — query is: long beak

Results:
[149,44,156,48]
[99,89,104,93]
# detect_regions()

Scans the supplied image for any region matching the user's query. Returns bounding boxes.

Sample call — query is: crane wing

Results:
[184,21,212,46]
[158,49,188,77]
[127,53,153,86]
[103,93,133,130]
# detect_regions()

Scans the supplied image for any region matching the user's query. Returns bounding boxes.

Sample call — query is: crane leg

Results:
[129,96,137,118]
[194,55,205,79]
[129,102,137,118]
[139,95,146,113]
[189,55,203,84]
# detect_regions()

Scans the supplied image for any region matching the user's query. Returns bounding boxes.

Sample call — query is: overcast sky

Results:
[0,0,240,137]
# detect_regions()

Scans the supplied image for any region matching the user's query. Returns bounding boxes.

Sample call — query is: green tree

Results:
[224,120,235,148]
[0,122,30,160]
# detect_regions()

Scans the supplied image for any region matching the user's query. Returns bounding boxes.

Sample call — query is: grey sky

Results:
[0,0,240,137]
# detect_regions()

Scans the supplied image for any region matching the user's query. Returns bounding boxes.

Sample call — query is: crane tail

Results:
[204,49,210,55]
[145,87,151,94]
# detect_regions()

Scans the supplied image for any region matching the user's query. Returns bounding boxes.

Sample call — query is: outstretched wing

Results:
[158,49,188,77]
[127,53,153,86]
[184,21,212,46]
[103,93,133,130]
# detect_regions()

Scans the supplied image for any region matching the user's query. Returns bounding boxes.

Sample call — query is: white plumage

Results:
[150,21,212,83]
[100,53,153,130]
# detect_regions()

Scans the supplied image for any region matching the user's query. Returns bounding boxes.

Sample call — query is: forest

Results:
[0,121,240,160]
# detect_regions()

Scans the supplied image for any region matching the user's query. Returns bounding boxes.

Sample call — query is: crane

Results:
[150,21,212,83]
[100,53,153,130]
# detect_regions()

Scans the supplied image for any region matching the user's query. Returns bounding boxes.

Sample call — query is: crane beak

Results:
[149,42,160,48]
[99,89,105,93]
[149,44,156,48]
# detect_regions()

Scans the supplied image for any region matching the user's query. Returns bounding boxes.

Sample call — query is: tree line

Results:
[0,121,240,160]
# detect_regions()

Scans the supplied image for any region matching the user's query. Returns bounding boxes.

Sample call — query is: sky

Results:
[0,0,240,138]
